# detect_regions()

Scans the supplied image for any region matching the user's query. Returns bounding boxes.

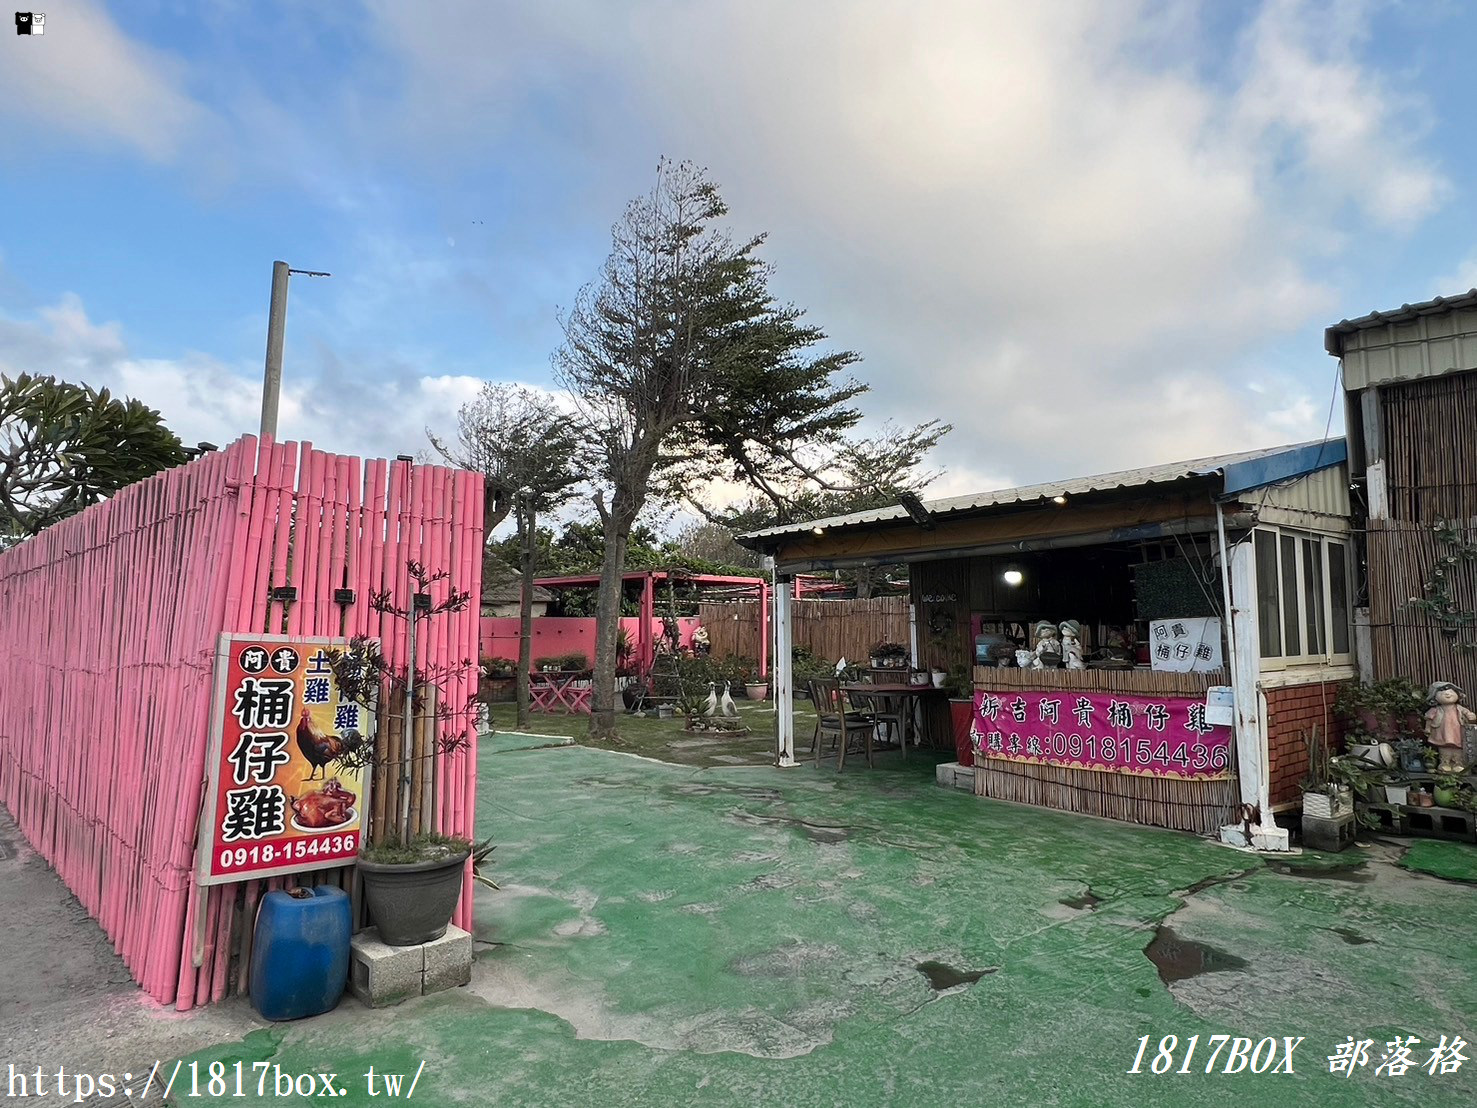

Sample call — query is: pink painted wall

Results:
[481,615,702,670]
[0,436,484,1010]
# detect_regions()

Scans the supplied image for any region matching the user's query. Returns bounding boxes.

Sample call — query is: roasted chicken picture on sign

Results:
[290,779,356,829]
[296,707,363,780]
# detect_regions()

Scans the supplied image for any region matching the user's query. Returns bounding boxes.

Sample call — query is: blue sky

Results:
[2,0,1476,520]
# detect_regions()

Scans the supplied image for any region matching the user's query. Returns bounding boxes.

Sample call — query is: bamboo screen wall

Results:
[972,666,1227,697]
[698,596,910,664]
[1367,515,1477,693]
[1381,372,1477,522]
[1367,371,1477,689]
[0,436,484,1010]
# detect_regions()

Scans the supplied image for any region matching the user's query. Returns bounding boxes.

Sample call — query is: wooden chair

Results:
[809,678,877,770]
[850,689,909,758]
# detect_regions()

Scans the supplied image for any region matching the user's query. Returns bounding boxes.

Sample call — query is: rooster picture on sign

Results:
[290,706,362,831]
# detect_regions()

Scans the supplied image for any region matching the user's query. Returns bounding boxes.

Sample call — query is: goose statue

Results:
[719,683,739,718]
[702,682,719,717]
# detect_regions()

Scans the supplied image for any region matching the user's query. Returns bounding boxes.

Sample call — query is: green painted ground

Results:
[486,699,790,766]
[170,743,1477,1107]
[1400,839,1477,883]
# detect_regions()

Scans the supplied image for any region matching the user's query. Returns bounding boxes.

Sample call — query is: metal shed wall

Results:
[1248,465,1351,530]
[1340,305,1477,391]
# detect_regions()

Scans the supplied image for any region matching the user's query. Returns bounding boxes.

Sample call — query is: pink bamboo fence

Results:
[0,435,484,1010]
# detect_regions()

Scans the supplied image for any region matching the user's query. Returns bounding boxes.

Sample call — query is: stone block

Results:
[423,925,473,994]
[934,761,975,791]
[1219,823,1291,851]
[350,927,423,1008]
[1302,812,1356,853]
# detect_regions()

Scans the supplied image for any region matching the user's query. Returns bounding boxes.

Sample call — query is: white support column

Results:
[774,576,795,766]
[1222,535,1289,850]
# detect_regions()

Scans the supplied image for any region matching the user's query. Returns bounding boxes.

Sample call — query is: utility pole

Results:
[259,261,330,440]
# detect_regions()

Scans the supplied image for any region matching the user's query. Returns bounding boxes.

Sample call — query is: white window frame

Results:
[1252,525,1353,670]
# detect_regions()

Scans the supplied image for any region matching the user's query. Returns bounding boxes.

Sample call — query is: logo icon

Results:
[15,11,42,35]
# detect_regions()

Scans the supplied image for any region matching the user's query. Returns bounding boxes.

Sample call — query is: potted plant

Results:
[1334,677,1426,747]
[1394,738,1427,773]
[944,664,974,766]
[479,655,517,703]
[1301,728,1353,819]
[327,561,481,947]
[1433,774,1463,809]
[869,641,909,670]
[789,647,829,702]
[1458,784,1477,813]
[557,651,592,686]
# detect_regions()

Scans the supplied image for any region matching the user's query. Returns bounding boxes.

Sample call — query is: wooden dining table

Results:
[842,683,952,752]
[530,670,593,713]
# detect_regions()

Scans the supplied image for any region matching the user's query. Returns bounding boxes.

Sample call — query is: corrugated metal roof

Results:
[739,439,1345,544]
[1325,288,1477,355]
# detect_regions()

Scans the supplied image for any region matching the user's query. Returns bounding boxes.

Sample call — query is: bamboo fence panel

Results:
[973,758,1237,835]
[699,596,910,665]
[1366,515,1477,692]
[0,435,484,1010]
[1381,372,1477,523]
[973,666,1227,697]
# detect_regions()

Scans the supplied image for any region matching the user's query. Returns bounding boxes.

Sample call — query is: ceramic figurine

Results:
[1424,681,1473,774]
[1015,648,1035,669]
[1059,620,1086,670]
[1031,620,1061,670]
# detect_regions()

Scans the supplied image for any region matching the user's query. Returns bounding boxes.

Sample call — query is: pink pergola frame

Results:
[530,569,817,678]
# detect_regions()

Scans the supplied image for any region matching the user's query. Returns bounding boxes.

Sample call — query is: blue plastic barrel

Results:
[250,885,351,1021]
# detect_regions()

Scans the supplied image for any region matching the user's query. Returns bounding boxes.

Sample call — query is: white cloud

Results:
[356,0,1435,489]
[1434,255,1477,297]
[1232,0,1446,229]
[0,293,483,462]
[0,0,207,160]
[0,1,1444,505]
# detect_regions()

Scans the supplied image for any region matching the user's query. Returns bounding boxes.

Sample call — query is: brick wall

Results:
[1265,679,1349,807]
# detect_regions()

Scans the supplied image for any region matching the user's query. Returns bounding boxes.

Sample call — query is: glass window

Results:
[1253,527,1352,663]
[1302,537,1325,656]
[1279,534,1300,656]
[1255,531,1281,658]
[1327,541,1350,655]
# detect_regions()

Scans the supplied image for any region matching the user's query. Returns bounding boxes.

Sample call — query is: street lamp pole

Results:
[259,260,330,440]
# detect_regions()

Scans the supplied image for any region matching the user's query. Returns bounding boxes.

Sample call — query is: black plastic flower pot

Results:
[357,850,470,946]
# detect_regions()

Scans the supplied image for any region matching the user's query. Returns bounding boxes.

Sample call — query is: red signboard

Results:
[971,689,1232,779]
[197,634,373,885]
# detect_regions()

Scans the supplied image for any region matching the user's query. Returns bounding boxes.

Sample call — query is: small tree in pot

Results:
[328,561,485,946]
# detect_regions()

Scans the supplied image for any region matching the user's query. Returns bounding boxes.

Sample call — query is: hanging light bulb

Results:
[1002,567,1024,587]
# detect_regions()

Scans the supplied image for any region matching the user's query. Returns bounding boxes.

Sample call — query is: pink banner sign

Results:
[971,689,1233,779]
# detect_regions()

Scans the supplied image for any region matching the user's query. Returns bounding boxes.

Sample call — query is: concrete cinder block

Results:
[1219,823,1292,851]
[423,925,473,994]
[932,761,974,791]
[350,927,423,1008]
[1302,812,1356,853]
